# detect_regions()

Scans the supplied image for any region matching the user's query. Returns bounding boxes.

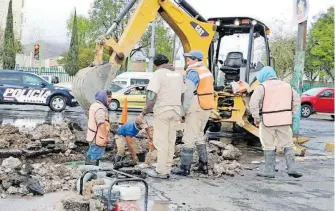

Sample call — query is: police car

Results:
[0,70,78,112]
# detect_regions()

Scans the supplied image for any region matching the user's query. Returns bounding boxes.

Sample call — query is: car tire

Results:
[301,104,313,118]
[331,115,334,120]
[109,100,120,111]
[49,95,67,112]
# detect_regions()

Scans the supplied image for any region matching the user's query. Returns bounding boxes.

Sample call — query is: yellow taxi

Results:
[108,84,147,111]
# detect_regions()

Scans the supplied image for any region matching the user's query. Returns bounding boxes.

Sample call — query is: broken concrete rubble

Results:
[171,141,243,177]
[0,157,80,196]
[0,122,87,160]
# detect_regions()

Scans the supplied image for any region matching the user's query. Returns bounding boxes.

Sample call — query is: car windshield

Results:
[303,88,324,96]
[118,86,131,93]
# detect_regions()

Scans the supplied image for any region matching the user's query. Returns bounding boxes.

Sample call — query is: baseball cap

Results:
[183,50,204,60]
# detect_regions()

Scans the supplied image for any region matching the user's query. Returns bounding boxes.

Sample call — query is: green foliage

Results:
[0,28,21,65]
[305,7,334,81]
[2,0,15,69]
[59,0,174,70]
[65,9,79,76]
[269,36,296,79]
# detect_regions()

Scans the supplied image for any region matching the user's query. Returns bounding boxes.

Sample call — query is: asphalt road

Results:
[0,104,333,211]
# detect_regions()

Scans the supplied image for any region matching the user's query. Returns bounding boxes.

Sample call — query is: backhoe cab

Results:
[208,17,272,87]
[205,17,273,135]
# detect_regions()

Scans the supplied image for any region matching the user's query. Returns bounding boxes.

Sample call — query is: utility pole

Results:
[148,21,156,72]
[291,0,308,137]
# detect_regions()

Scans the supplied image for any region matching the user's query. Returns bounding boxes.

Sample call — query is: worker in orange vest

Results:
[249,66,302,178]
[172,50,214,176]
[85,90,112,166]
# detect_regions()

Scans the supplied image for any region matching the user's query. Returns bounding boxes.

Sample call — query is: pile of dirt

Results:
[0,121,88,161]
[0,157,80,198]
[172,141,242,177]
[120,125,243,177]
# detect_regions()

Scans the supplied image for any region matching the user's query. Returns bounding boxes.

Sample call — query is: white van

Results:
[113,72,154,88]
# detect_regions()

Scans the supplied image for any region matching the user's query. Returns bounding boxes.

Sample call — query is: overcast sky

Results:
[21,0,334,44]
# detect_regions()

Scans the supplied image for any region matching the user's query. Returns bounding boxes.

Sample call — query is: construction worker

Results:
[114,116,152,163]
[85,90,112,166]
[172,50,214,176]
[140,54,186,179]
[249,66,302,178]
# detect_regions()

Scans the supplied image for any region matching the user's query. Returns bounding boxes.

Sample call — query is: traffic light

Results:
[34,44,40,60]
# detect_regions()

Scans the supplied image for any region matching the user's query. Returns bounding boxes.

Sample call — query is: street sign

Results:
[294,0,309,23]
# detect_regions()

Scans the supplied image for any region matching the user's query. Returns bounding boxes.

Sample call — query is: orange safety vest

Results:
[261,79,293,127]
[193,66,214,110]
[86,102,110,147]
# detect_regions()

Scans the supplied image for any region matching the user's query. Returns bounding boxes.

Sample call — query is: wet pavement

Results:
[0,105,333,211]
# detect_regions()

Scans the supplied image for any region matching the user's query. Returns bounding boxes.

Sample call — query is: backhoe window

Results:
[219,34,249,64]
[252,35,267,69]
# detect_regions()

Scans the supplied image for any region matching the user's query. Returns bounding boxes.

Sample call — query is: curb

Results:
[296,155,334,162]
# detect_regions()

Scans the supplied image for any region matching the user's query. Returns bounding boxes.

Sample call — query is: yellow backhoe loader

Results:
[71,0,308,154]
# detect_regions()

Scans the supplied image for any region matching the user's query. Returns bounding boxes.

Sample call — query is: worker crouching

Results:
[172,50,214,176]
[249,66,302,178]
[114,116,152,163]
[85,90,112,166]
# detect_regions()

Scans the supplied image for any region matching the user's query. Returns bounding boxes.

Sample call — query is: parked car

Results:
[113,72,153,88]
[108,84,147,111]
[41,75,60,84]
[110,82,123,92]
[301,87,334,119]
[0,70,78,112]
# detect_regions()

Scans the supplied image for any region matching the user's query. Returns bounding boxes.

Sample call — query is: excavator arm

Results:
[72,0,216,111]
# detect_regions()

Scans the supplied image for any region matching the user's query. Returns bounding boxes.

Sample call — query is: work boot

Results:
[136,153,146,162]
[147,169,170,179]
[171,147,194,176]
[284,147,303,178]
[194,144,208,174]
[257,150,275,178]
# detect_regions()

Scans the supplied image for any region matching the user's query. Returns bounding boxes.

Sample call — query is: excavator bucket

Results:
[72,63,119,112]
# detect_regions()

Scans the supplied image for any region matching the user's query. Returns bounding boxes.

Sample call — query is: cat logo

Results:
[190,22,209,37]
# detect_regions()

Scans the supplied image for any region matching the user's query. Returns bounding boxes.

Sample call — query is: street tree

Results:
[269,36,296,80]
[2,0,16,69]
[65,9,80,76]
[305,7,334,81]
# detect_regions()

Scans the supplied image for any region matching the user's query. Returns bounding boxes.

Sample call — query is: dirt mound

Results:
[0,157,80,197]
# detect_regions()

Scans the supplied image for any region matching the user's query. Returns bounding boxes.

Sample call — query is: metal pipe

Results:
[105,0,138,35]
[174,0,206,22]
[246,25,255,83]
[263,26,270,66]
[148,22,156,72]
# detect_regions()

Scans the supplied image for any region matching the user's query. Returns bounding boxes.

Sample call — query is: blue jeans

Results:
[87,144,105,160]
